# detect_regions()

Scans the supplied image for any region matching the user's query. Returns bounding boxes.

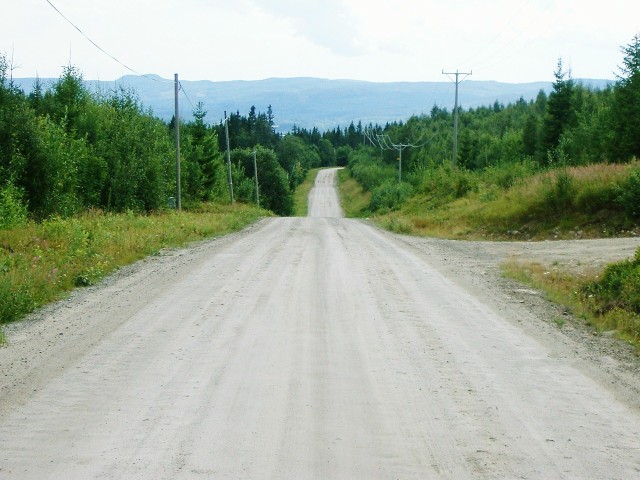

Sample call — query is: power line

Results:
[179,81,196,111]
[458,0,536,68]
[44,0,165,83]
[366,129,424,182]
[466,0,557,74]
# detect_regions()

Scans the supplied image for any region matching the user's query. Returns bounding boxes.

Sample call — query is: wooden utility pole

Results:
[252,149,260,207]
[224,111,234,204]
[174,73,181,210]
[442,70,472,168]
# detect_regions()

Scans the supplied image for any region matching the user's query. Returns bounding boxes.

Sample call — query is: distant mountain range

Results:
[14,75,612,132]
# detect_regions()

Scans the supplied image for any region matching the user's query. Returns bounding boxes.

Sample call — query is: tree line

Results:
[344,34,640,212]
[0,60,340,225]
[2,33,638,225]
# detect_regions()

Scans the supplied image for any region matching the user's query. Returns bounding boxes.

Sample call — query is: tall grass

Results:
[376,162,639,239]
[293,168,320,216]
[0,204,265,330]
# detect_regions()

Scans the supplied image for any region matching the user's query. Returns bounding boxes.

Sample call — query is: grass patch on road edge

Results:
[293,168,320,217]
[337,168,371,218]
[0,203,265,340]
[502,257,640,350]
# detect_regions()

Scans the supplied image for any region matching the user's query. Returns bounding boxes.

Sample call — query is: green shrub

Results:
[348,150,396,192]
[413,165,478,202]
[483,160,538,190]
[584,248,640,314]
[617,168,640,218]
[0,183,28,229]
[543,169,575,211]
[370,181,414,212]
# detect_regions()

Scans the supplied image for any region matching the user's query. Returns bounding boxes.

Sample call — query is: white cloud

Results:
[245,0,367,56]
[1,0,639,82]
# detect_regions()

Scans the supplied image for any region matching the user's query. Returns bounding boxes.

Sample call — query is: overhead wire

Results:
[44,0,167,84]
[457,0,536,68]
[470,7,556,72]
[44,0,205,115]
[462,0,559,75]
[179,81,197,112]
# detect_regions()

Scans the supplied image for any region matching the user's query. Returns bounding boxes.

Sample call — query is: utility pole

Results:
[252,149,260,207]
[224,111,234,204]
[174,73,181,211]
[442,69,472,168]
[395,144,413,182]
[371,131,421,183]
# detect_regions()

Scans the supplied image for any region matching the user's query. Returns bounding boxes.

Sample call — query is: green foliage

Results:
[370,181,414,212]
[232,147,294,216]
[410,164,478,203]
[180,103,225,202]
[584,249,640,318]
[317,138,336,167]
[214,106,280,151]
[94,88,173,212]
[347,149,396,192]
[0,58,174,217]
[337,168,371,218]
[0,205,263,325]
[335,145,352,167]
[277,135,321,189]
[610,33,640,162]
[0,182,28,229]
[482,159,538,190]
[616,167,640,218]
[542,168,575,211]
[542,59,576,157]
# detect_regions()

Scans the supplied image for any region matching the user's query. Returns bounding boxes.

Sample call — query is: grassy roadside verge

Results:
[0,203,266,342]
[502,257,640,350]
[293,168,321,217]
[345,162,640,240]
[337,168,371,218]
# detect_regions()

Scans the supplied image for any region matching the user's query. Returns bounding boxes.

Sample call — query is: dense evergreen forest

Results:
[1,33,639,226]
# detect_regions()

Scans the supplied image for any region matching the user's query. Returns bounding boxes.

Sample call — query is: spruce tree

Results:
[542,59,575,158]
[611,33,640,162]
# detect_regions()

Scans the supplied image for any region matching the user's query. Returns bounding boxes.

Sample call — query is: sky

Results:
[2,0,639,83]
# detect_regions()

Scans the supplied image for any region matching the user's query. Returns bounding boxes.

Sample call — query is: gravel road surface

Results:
[1,168,639,479]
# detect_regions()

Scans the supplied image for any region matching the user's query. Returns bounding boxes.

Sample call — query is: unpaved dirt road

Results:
[1,168,640,479]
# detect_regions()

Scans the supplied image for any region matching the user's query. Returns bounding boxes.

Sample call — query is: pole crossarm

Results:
[442,69,473,83]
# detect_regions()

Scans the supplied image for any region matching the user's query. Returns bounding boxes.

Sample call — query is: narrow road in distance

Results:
[1,168,639,479]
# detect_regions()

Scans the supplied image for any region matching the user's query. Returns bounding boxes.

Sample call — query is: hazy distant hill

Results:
[14,76,611,131]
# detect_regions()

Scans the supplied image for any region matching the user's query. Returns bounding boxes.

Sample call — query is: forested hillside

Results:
[328,35,640,226]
